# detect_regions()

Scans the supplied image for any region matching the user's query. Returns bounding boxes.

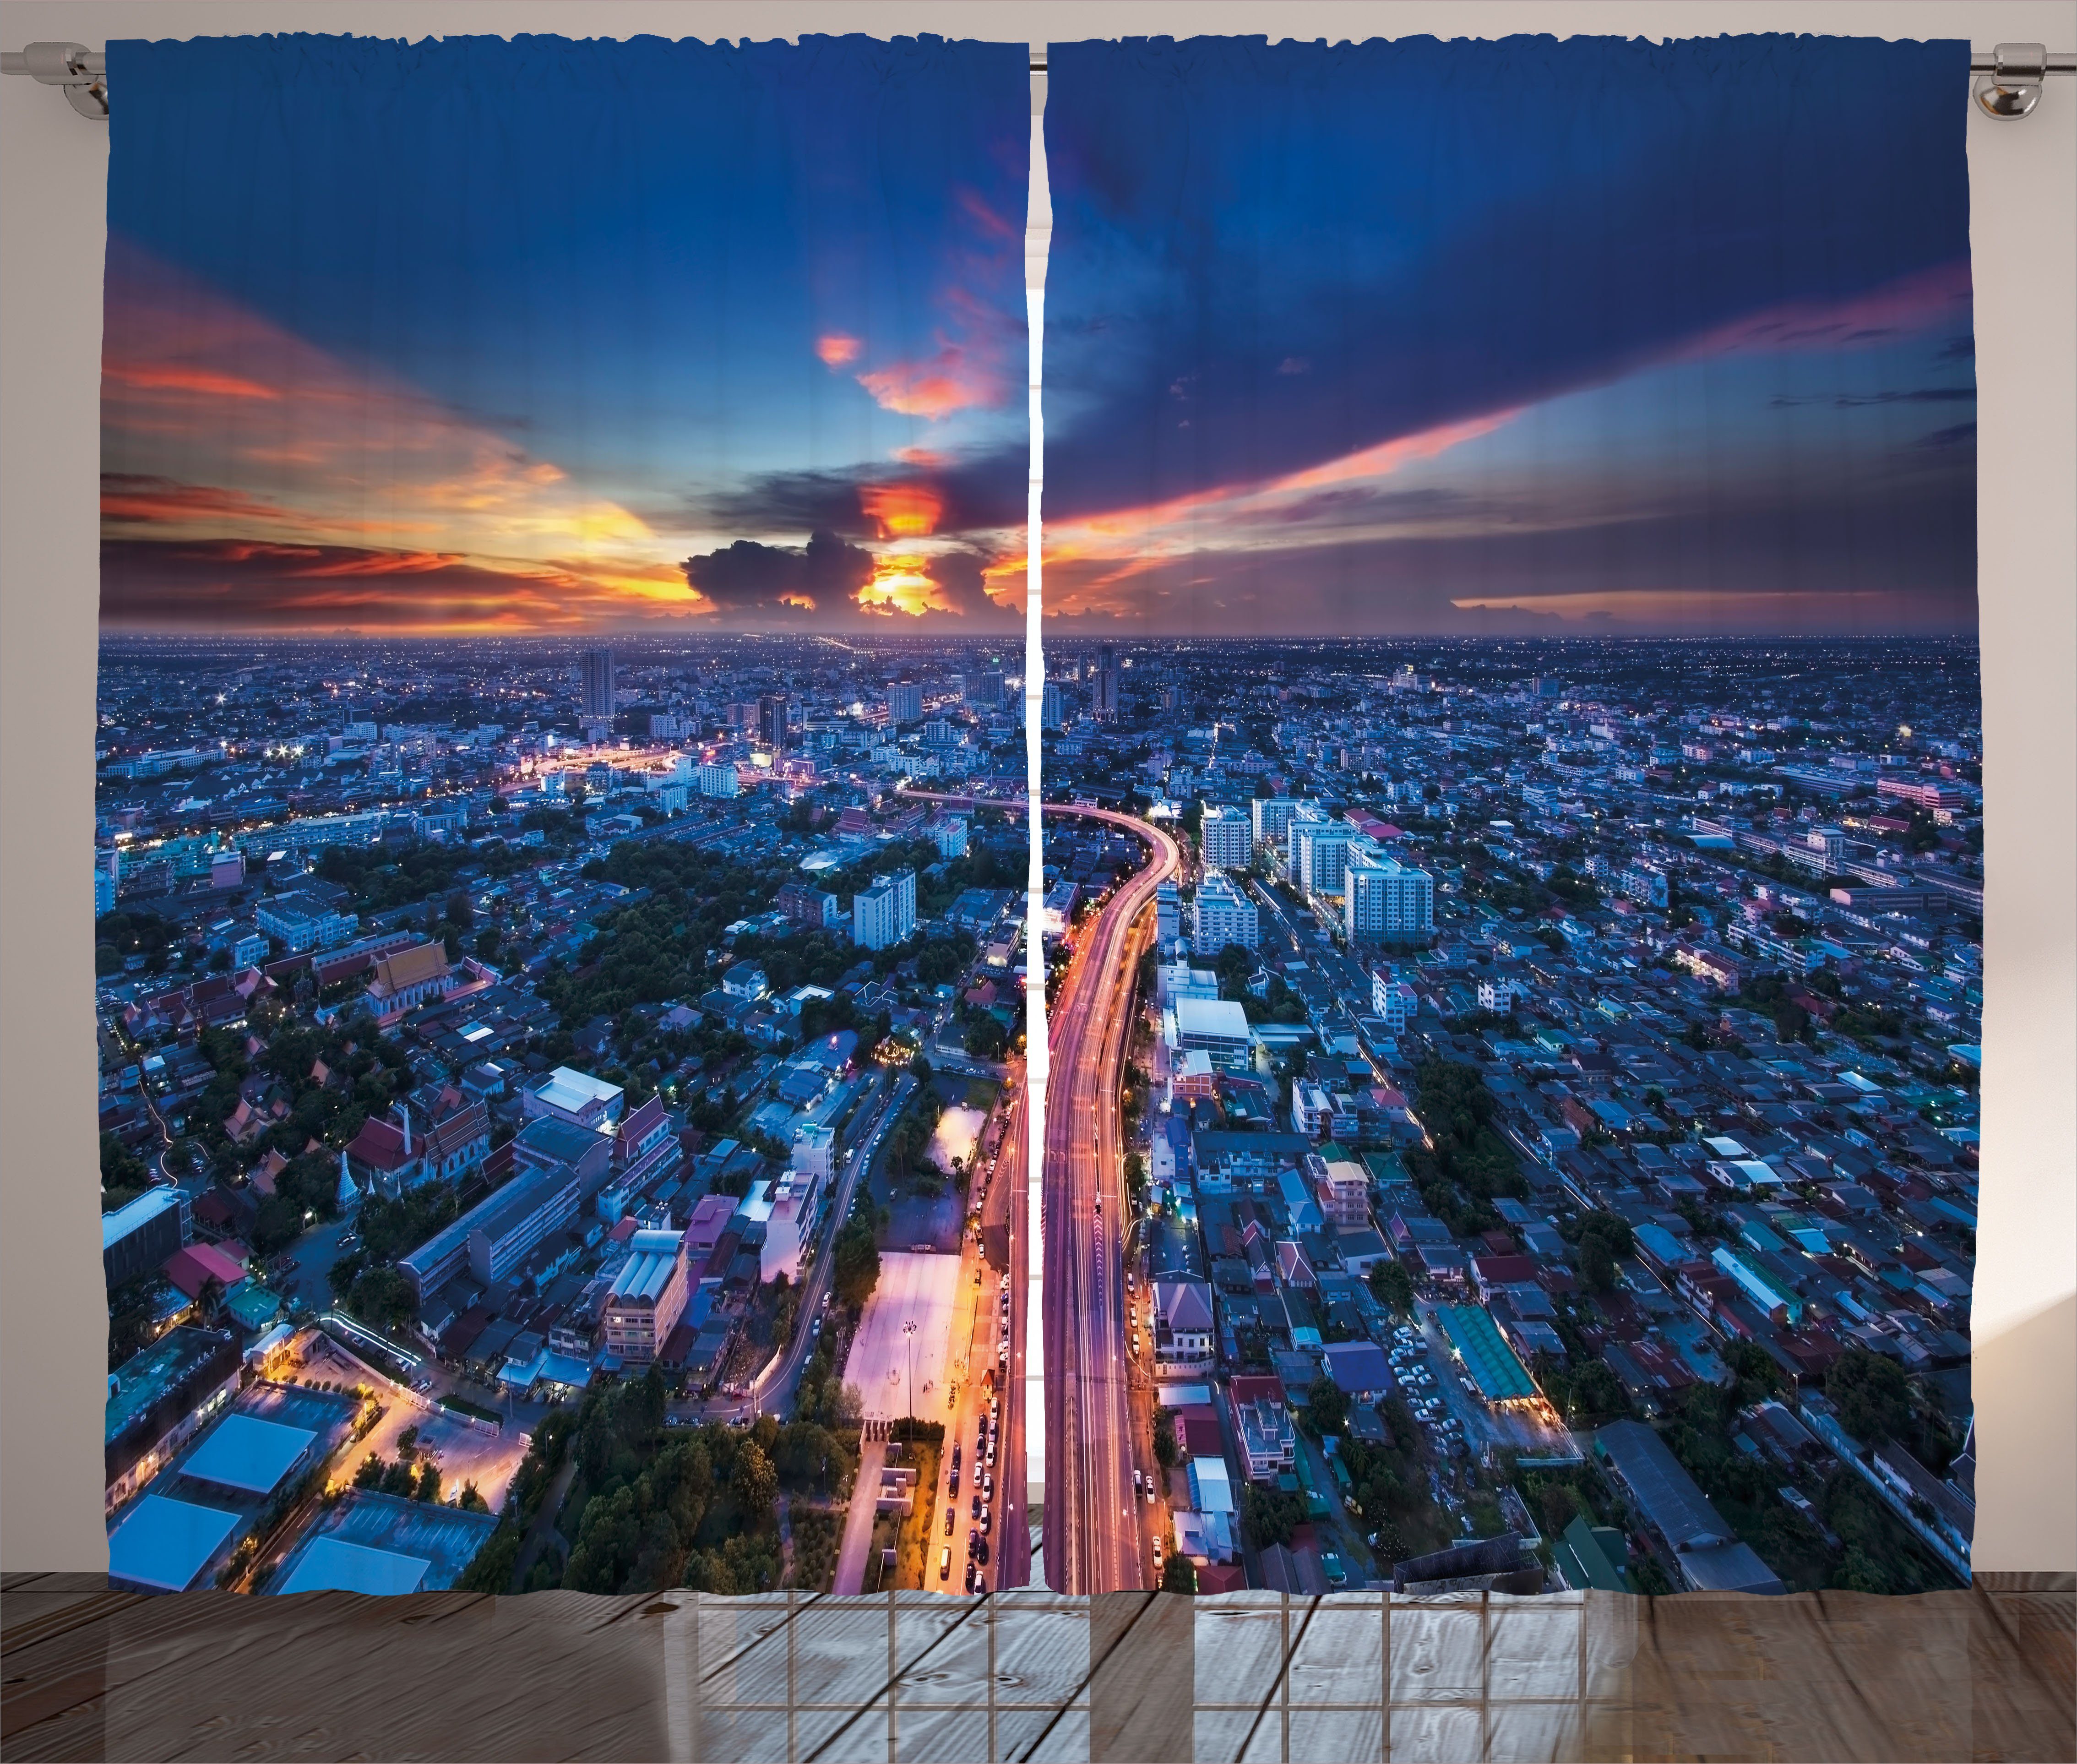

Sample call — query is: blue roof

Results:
[181,1413,315,1496]
[108,1494,239,1592]
[277,1535,431,1595]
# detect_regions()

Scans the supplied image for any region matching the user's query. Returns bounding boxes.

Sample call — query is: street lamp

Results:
[901,1320,918,1421]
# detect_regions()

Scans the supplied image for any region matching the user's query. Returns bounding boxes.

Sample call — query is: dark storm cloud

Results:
[99,537,647,631]
[680,529,876,614]
[694,453,1024,541]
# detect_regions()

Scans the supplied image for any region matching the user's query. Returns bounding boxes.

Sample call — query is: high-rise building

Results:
[1093,644,1121,719]
[932,816,969,859]
[1041,681,1064,730]
[1252,796,1299,848]
[968,670,1005,710]
[1288,806,1354,895]
[1192,873,1260,951]
[886,681,924,724]
[1155,881,1180,945]
[1343,847,1434,945]
[697,762,740,799]
[853,870,917,950]
[579,648,616,720]
[1199,803,1253,871]
[758,693,790,753]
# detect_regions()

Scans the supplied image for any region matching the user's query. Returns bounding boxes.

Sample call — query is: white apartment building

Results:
[853,869,917,950]
[1287,807,1354,895]
[1192,872,1259,951]
[697,762,740,798]
[1199,802,1253,871]
[1343,846,1435,944]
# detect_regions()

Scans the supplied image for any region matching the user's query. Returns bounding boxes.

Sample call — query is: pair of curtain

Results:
[98,33,1977,1610]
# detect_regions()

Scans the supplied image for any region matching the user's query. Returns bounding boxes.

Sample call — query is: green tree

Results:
[736,1440,778,1527]
[1161,1556,1197,1594]
[1827,1347,1913,1445]
[415,1460,442,1503]
[1366,1258,1416,1317]
[1152,1409,1178,1471]
[1303,1374,1349,1437]
[1240,1484,1307,1551]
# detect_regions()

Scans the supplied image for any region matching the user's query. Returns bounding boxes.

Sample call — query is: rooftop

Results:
[267,1488,499,1594]
[179,1412,317,1497]
[1436,1304,1540,1404]
[107,1493,239,1593]
[102,1187,181,1250]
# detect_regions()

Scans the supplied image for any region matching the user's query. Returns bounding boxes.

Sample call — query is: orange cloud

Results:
[855,555,959,618]
[892,445,947,469]
[816,333,862,367]
[857,343,1002,419]
[859,482,944,539]
[104,359,282,401]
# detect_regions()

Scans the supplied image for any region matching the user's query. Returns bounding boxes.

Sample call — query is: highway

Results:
[1040,803,1178,1593]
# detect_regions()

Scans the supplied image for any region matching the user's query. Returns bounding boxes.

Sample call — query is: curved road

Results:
[1040,804,1177,1594]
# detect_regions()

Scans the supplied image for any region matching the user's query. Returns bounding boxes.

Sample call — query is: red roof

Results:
[1473,1254,1541,1287]
[1228,1373,1287,1410]
[347,1115,412,1172]
[1176,1406,1224,1459]
[163,1241,246,1299]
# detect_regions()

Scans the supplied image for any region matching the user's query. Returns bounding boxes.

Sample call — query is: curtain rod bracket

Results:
[0,42,107,118]
[1972,43,2073,118]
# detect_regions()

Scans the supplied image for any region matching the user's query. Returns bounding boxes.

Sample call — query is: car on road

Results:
[939,1547,952,1581]
[945,1507,956,1537]
[973,1493,983,1520]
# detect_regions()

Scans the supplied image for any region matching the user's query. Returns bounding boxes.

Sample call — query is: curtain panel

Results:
[1038,35,1980,1603]
[95,30,1030,1601]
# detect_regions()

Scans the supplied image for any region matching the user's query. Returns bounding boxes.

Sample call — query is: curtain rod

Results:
[7,40,2074,123]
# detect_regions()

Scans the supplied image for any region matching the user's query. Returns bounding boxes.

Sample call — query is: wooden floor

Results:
[3,1573,2070,1762]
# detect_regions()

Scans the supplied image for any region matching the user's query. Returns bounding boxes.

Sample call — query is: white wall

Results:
[3,0,2070,1575]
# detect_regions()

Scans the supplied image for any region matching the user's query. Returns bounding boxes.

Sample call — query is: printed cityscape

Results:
[96,631,1982,1603]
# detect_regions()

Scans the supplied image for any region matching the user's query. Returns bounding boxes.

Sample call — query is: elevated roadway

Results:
[1039,803,1177,1593]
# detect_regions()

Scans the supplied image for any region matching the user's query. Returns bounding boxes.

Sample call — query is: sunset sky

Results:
[1041,34,1978,636]
[99,33,1029,634]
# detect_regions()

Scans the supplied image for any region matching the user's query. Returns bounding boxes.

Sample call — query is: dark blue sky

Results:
[100,33,1029,632]
[1040,34,1977,634]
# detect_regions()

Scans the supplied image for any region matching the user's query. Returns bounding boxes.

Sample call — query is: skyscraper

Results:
[758,693,790,753]
[887,681,924,724]
[1093,644,1121,719]
[579,648,616,720]
[968,670,1005,711]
